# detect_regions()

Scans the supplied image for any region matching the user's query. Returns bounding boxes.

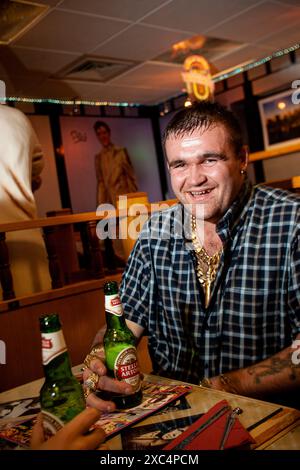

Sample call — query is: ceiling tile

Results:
[60,0,165,21]
[256,22,300,49]
[104,86,181,105]
[110,62,183,90]
[4,74,48,97]
[275,0,300,5]
[0,45,42,79]
[93,24,191,61]
[14,9,129,53]
[43,81,83,99]
[35,0,62,5]
[36,0,61,7]
[142,0,261,33]
[153,35,242,70]
[52,79,170,104]
[213,45,274,71]
[206,1,300,43]
[10,46,78,74]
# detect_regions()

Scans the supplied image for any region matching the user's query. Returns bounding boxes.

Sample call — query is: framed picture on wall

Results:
[258,88,300,150]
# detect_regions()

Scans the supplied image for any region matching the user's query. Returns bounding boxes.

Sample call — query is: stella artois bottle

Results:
[39,313,85,437]
[103,280,142,408]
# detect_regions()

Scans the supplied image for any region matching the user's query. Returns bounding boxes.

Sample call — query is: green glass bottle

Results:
[39,313,85,437]
[103,280,142,409]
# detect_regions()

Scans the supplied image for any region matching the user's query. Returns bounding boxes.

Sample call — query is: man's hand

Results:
[30,408,106,450]
[82,345,134,412]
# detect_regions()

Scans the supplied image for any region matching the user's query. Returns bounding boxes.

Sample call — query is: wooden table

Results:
[1,367,299,450]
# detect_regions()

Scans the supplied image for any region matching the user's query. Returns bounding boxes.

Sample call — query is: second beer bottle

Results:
[39,313,86,437]
[103,280,142,408]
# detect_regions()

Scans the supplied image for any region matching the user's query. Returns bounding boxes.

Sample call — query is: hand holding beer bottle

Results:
[83,281,143,410]
[102,280,142,408]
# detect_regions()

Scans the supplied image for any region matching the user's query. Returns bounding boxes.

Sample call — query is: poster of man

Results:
[94,120,138,207]
[60,115,162,214]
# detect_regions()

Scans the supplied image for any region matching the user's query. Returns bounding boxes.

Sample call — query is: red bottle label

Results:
[105,294,123,316]
[41,331,67,365]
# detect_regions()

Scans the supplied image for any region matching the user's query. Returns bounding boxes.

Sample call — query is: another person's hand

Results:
[30,407,106,450]
[82,345,134,412]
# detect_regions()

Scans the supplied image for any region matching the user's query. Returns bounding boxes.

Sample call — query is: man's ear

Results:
[239,145,249,172]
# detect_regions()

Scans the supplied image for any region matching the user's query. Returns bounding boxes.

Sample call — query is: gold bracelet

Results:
[82,345,105,371]
[90,344,105,356]
[199,377,213,388]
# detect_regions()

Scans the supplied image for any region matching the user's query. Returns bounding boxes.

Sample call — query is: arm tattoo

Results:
[247,352,300,385]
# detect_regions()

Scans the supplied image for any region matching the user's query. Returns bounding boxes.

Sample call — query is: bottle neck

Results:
[43,351,73,380]
[41,328,73,380]
[105,293,127,329]
[105,310,127,329]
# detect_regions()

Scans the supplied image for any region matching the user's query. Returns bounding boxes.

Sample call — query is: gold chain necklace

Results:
[191,215,222,308]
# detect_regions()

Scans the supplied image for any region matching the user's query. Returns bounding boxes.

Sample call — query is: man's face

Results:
[95,126,111,147]
[165,123,247,223]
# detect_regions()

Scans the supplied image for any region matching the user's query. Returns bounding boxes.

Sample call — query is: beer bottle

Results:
[103,280,142,408]
[39,313,86,437]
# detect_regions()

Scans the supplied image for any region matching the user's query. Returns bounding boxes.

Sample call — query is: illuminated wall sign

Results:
[181,55,214,101]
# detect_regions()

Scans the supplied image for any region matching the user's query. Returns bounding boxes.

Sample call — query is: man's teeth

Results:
[191,189,212,195]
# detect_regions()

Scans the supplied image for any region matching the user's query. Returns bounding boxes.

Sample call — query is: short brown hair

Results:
[163,101,243,157]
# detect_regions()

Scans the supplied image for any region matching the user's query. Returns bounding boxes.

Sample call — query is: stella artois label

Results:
[42,410,64,438]
[113,347,141,391]
[105,294,123,316]
[41,330,67,365]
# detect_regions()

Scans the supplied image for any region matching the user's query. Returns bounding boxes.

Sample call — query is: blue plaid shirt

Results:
[120,182,300,384]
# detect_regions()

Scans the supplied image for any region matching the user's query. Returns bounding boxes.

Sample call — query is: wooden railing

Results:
[261,176,300,193]
[0,198,178,302]
[0,211,110,301]
[249,142,300,162]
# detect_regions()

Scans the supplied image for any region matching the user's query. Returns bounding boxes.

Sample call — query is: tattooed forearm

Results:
[247,352,300,385]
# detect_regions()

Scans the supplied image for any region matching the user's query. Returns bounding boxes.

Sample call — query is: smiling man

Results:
[166,125,247,223]
[84,101,300,411]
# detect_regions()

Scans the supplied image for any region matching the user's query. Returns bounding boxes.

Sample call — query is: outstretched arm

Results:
[210,334,300,398]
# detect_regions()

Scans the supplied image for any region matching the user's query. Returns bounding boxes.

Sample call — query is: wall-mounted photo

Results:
[60,116,163,213]
[258,88,300,150]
